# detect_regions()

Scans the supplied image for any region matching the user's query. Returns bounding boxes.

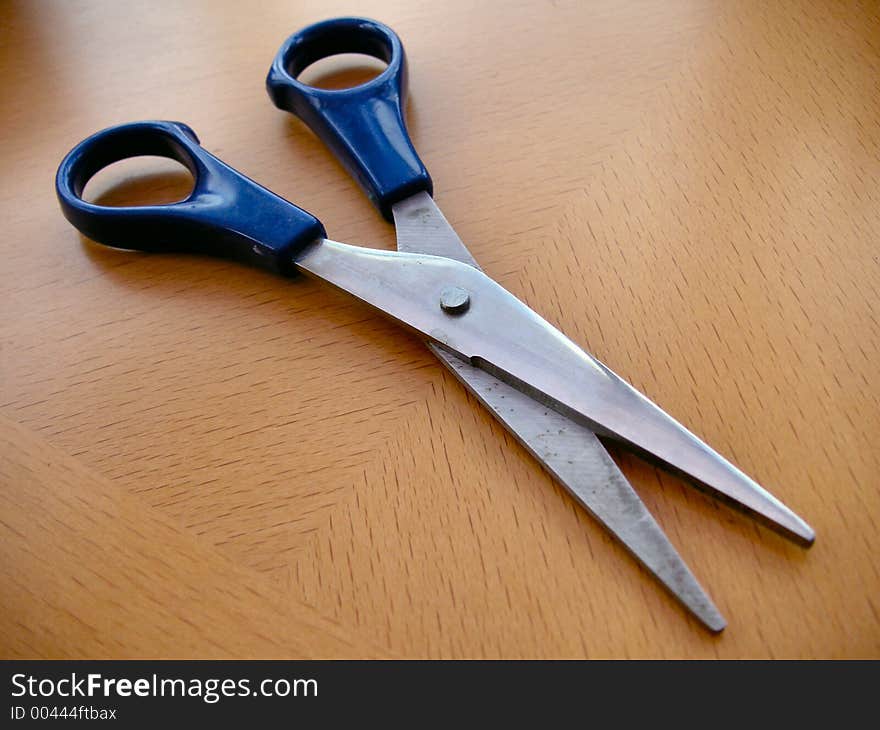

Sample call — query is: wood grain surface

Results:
[1,0,878,658]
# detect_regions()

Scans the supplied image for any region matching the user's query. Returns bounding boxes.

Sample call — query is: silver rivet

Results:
[439,286,470,314]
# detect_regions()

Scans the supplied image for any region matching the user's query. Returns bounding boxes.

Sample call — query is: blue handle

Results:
[266,17,432,220]
[55,121,326,274]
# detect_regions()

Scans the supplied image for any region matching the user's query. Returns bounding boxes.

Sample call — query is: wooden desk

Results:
[1,0,877,658]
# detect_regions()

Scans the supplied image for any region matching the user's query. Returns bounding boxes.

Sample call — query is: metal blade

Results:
[438,348,726,631]
[293,237,814,546]
[390,193,724,629]
[392,191,479,268]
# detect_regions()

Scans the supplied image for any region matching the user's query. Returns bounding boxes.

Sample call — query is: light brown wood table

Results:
[1,0,878,658]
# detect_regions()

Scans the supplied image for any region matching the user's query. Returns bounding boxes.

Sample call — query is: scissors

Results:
[55,17,814,632]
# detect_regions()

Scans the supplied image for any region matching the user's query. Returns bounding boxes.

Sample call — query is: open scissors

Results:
[56,17,814,631]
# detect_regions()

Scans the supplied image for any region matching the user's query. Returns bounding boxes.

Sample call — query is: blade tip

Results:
[683,595,727,633]
[787,518,816,547]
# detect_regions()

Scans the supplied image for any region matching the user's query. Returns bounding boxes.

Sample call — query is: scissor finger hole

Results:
[297,53,388,90]
[82,156,194,207]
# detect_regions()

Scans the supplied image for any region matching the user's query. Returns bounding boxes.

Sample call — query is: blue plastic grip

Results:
[266,17,432,220]
[55,121,326,274]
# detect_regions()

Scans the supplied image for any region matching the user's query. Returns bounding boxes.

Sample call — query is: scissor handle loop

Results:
[55,120,325,274]
[266,17,432,220]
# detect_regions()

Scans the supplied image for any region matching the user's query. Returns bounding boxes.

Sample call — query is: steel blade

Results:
[390,193,723,629]
[437,347,726,631]
[293,237,814,546]
[392,191,479,268]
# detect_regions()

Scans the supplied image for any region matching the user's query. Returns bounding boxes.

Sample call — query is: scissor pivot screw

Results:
[440,286,470,314]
